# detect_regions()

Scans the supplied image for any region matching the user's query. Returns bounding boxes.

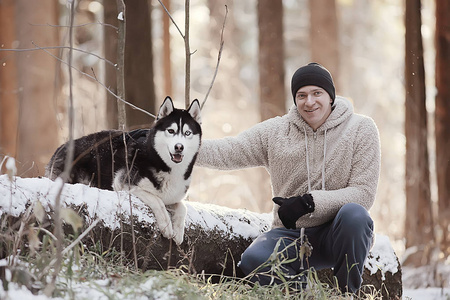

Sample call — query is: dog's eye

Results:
[185,130,191,136]
[168,129,175,134]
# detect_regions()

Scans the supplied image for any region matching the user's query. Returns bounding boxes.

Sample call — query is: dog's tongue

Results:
[171,153,183,163]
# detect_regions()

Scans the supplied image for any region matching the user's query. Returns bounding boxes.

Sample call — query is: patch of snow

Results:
[5,157,17,176]
[0,175,156,230]
[0,282,55,300]
[402,264,450,289]
[0,175,271,241]
[364,234,399,280]
[117,12,124,21]
[403,288,450,300]
[186,201,272,239]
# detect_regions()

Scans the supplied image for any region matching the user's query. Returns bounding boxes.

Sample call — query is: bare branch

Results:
[45,0,76,296]
[184,0,191,108]
[157,0,185,38]
[30,41,156,119]
[60,220,100,257]
[0,45,117,67]
[116,0,127,130]
[201,5,228,110]
[158,0,199,108]
[40,219,100,280]
[28,21,118,31]
[122,133,139,269]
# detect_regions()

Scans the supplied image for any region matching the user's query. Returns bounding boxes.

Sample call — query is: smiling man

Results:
[291,63,335,131]
[197,62,381,294]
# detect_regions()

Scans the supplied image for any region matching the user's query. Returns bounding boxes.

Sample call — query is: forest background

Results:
[0,0,449,275]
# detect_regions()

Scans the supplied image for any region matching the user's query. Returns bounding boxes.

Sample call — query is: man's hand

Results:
[272,194,315,229]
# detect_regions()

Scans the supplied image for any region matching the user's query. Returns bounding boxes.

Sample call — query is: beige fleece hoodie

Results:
[197,96,381,229]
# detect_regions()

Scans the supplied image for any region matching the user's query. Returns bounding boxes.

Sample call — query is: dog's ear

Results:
[157,96,174,120]
[187,99,202,124]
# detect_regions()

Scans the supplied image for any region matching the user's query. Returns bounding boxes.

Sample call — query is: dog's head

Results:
[153,97,202,166]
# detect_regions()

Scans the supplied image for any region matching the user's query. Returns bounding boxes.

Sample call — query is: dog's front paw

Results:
[157,219,174,240]
[168,202,187,245]
[172,227,184,245]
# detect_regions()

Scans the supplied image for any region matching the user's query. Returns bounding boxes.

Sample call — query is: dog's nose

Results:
[175,143,184,152]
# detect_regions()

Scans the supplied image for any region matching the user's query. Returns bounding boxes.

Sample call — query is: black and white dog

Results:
[45,97,202,245]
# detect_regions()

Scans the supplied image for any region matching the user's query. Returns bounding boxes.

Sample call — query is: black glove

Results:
[272,194,315,229]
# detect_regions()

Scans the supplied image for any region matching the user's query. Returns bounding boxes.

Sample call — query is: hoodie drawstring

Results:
[322,129,327,190]
[303,128,328,192]
[303,128,312,193]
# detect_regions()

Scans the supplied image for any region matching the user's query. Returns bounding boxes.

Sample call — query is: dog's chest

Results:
[137,168,190,205]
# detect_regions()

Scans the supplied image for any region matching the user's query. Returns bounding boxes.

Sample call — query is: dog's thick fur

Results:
[45,97,202,244]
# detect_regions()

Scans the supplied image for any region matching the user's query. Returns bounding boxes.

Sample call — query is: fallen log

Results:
[0,175,402,298]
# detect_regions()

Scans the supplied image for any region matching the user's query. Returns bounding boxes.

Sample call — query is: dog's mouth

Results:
[170,153,184,163]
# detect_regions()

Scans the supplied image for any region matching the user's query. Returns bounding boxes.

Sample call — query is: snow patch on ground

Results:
[403,287,450,300]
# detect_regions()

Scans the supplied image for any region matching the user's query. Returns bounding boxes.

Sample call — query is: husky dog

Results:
[45,97,202,245]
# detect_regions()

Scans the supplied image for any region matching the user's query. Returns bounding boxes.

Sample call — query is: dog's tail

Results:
[45,144,67,180]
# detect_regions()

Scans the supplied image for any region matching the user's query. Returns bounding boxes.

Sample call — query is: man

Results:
[197,63,380,293]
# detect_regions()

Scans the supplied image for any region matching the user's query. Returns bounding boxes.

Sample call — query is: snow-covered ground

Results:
[1,274,449,300]
[403,288,450,300]
[402,265,450,299]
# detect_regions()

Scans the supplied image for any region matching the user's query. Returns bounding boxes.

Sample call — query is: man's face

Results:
[295,85,333,131]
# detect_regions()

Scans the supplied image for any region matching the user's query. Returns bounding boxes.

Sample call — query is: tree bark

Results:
[309,0,340,89]
[404,0,434,266]
[162,0,173,98]
[435,0,450,258]
[257,0,286,121]
[104,0,119,129]
[0,176,401,298]
[0,0,19,164]
[123,0,156,127]
[1,0,60,177]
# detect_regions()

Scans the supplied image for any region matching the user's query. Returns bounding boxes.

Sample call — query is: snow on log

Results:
[0,175,402,298]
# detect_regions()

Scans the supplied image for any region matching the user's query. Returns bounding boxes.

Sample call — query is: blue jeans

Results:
[239,203,373,293]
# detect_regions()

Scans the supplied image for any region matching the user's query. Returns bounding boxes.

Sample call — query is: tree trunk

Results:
[162,0,173,98]
[0,176,402,299]
[435,0,450,257]
[0,0,19,165]
[309,0,340,89]
[104,0,119,129]
[1,0,60,177]
[257,0,286,121]
[404,0,434,266]
[123,0,156,127]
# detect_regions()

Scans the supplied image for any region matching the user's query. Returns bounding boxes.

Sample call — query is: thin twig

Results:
[167,238,173,270]
[60,219,100,257]
[38,227,58,241]
[0,46,116,67]
[157,0,185,38]
[122,132,139,269]
[184,0,191,108]
[45,1,76,296]
[30,41,156,119]
[116,0,127,130]
[40,219,100,280]
[201,5,228,110]
[29,21,118,30]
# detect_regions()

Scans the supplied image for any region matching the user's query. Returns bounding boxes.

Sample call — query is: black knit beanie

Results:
[291,62,336,104]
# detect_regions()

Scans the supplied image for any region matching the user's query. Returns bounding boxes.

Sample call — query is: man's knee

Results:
[239,246,267,275]
[336,203,373,232]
